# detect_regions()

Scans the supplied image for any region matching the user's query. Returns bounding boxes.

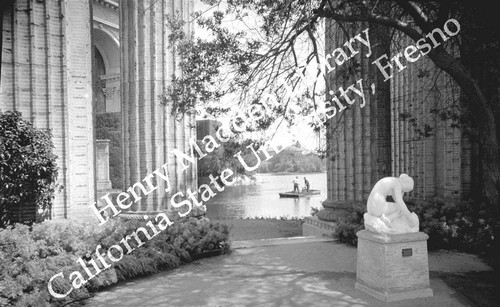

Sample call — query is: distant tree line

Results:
[258,146,326,174]
[197,139,326,177]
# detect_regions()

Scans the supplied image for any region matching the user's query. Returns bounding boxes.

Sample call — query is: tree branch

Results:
[312,7,422,41]
[395,0,433,32]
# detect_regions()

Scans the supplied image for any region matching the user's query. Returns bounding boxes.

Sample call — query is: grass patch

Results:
[213,218,303,240]
[436,271,496,307]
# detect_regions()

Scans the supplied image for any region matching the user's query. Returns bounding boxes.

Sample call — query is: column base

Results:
[316,200,362,222]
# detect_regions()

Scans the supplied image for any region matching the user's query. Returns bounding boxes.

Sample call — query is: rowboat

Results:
[279,189,321,198]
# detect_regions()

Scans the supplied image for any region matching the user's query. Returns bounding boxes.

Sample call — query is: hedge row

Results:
[0,217,230,307]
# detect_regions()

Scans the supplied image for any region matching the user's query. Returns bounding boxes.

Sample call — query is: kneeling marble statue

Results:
[364,174,419,234]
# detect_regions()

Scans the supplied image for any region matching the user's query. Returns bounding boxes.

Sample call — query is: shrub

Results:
[0,111,59,227]
[408,198,494,253]
[0,217,230,307]
[332,201,365,246]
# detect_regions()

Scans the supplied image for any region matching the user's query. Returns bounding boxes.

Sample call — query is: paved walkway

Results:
[85,237,492,306]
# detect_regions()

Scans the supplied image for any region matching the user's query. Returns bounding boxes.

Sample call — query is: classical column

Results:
[316,21,392,222]
[390,34,466,200]
[0,0,95,219]
[120,0,197,217]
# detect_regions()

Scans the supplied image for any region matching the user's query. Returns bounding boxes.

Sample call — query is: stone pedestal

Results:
[96,139,113,191]
[355,230,433,302]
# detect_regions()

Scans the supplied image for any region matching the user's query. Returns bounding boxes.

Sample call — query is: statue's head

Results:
[399,174,414,192]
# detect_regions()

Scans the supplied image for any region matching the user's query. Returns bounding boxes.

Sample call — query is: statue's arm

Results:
[393,186,411,216]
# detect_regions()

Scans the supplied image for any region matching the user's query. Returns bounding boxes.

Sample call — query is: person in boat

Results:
[304,177,310,192]
[292,176,300,193]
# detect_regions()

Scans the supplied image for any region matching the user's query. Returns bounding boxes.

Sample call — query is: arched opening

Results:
[92,22,122,191]
[93,46,106,113]
[92,27,120,113]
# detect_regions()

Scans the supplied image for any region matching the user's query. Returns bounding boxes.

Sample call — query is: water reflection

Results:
[205,172,327,219]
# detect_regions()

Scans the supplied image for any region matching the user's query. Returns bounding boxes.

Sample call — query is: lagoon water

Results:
[205,172,327,219]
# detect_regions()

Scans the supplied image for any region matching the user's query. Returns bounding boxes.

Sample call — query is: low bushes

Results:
[330,198,494,254]
[409,198,494,253]
[0,217,230,307]
[331,201,365,246]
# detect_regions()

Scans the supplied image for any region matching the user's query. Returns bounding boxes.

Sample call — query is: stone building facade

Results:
[388,37,469,201]
[316,21,475,223]
[1,0,197,221]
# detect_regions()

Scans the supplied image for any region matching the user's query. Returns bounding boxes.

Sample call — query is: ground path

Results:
[85,236,493,306]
